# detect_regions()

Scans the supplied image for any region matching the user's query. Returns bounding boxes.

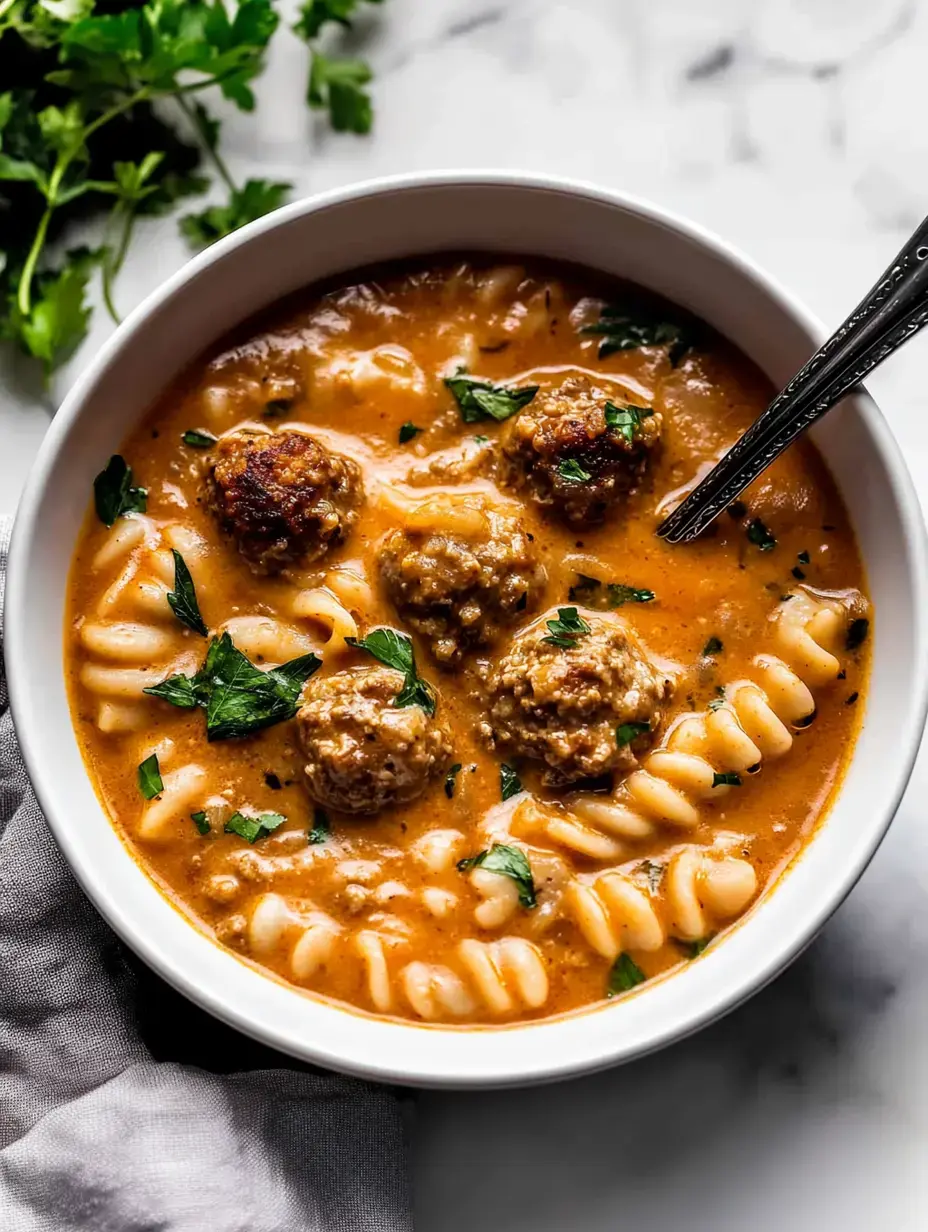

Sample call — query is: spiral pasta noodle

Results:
[516,592,859,863]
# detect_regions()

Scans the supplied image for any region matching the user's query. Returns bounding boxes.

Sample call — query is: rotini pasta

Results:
[66,255,870,1026]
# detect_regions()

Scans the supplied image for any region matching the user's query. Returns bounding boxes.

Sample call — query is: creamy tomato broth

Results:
[66,259,869,1025]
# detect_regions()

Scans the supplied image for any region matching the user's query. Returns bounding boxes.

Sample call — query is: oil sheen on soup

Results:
[66,258,870,1026]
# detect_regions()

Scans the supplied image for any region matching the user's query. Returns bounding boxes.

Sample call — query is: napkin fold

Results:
[0,517,412,1232]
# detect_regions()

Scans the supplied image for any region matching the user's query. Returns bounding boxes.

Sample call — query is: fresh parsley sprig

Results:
[445,372,539,424]
[0,0,388,375]
[144,631,321,740]
[345,627,436,716]
[457,843,537,909]
[541,606,591,649]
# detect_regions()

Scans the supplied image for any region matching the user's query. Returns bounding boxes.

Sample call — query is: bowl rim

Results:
[6,169,928,1088]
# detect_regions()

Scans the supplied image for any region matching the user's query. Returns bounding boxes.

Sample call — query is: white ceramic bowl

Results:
[6,172,928,1088]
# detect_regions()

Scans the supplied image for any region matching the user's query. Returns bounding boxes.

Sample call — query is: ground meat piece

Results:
[498,375,662,526]
[482,609,670,785]
[205,429,362,573]
[297,666,452,814]
[379,499,546,666]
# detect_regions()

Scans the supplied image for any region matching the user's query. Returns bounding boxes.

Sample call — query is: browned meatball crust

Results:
[297,666,452,814]
[379,500,546,666]
[206,429,362,573]
[498,376,661,526]
[482,609,671,785]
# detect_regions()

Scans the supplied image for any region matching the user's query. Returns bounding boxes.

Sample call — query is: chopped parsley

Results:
[708,687,727,711]
[225,811,286,843]
[746,518,776,552]
[445,373,538,423]
[182,429,217,449]
[568,574,655,608]
[580,303,691,364]
[846,618,869,651]
[797,550,810,565]
[398,422,422,444]
[500,763,523,802]
[167,549,208,637]
[712,771,742,788]
[457,844,537,908]
[308,808,330,844]
[607,953,647,997]
[346,628,436,716]
[136,753,163,800]
[792,566,806,580]
[144,632,321,741]
[702,636,723,656]
[190,811,210,836]
[678,936,712,959]
[616,721,650,747]
[542,606,591,648]
[603,400,653,443]
[263,398,293,417]
[93,456,147,527]
[557,458,592,484]
[474,434,490,444]
[445,763,463,799]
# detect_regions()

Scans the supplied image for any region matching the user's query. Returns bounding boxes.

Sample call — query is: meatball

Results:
[297,667,452,814]
[498,376,661,526]
[205,429,362,573]
[482,609,670,785]
[379,500,546,666]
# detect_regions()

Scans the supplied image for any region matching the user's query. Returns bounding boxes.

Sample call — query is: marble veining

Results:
[4,2,928,1229]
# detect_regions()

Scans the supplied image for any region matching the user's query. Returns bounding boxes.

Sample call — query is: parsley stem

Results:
[175,94,236,193]
[16,206,51,317]
[101,203,135,325]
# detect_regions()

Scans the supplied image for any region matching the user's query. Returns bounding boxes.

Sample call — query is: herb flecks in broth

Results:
[66,256,870,1027]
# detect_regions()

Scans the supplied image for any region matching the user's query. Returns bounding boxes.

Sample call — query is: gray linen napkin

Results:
[0,516,413,1231]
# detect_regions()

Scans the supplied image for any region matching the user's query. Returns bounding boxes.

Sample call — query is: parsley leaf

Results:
[137,753,163,800]
[190,810,211,835]
[798,549,810,565]
[144,632,321,740]
[398,421,422,444]
[180,178,291,247]
[746,518,776,552]
[457,843,537,908]
[542,606,591,649]
[581,303,691,364]
[225,810,286,843]
[182,429,217,448]
[445,762,463,799]
[16,249,100,372]
[308,807,330,844]
[167,549,208,637]
[607,952,646,997]
[295,0,383,40]
[616,721,649,747]
[557,458,592,484]
[603,400,653,444]
[567,574,655,608]
[500,763,523,802]
[702,636,723,656]
[846,618,869,651]
[345,628,436,716]
[307,53,374,133]
[444,373,539,424]
[93,455,147,527]
[712,771,742,787]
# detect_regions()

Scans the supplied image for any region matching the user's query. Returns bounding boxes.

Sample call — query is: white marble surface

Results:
[5,1,928,1228]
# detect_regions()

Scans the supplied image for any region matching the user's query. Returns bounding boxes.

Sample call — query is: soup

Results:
[65,258,870,1025]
